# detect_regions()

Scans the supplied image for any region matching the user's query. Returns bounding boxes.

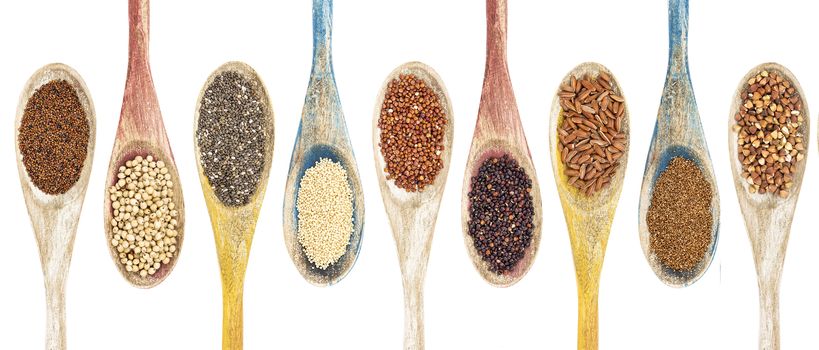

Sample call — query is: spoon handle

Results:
[402,279,424,350]
[128,0,150,73]
[311,0,333,77]
[485,0,508,73]
[667,0,689,78]
[758,279,780,350]
[221,277,245,350]
[44,264,68,350]
[563,210,612,350]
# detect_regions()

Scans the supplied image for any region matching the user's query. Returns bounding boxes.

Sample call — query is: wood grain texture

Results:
[103,0,185,288]
[728,63,809,350]
[637,0,720,287]
[15,63,96,350]
[372,62,454,350]
[193,62,275,350]
[549,63,629,350]
[460,0,542,287]
[283,0,365,287]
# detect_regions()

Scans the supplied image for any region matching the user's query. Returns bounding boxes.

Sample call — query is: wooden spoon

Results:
[460,0,542,287]
[194,62,275,350]
[15,63,96,350]
[728,63,809,350]
[372,62,453,350]
[549,62,629,350]
[637,0,720,287]
[283,0,365,286]
[103,0,185,288]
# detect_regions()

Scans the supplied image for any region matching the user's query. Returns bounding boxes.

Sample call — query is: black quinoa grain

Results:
[467,155,534,274]
[196,71,267,206]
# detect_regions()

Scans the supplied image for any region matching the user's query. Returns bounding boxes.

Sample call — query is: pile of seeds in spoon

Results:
[108,155,179,277]
[19,80,89,195]
[196,70,267,206]
[557,72,626,195]
[378,73,447,192]
[734,69,805,198]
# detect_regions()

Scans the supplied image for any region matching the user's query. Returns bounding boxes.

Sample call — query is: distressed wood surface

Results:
[283,0,365,287]
[372,62,453,350]
[637,0,720,287]
[15,63,96,350]
[549,63,629,350]
[194,62,275,350]
[728,63,809,350]
[460,0,542,287]
[103,0,185,288]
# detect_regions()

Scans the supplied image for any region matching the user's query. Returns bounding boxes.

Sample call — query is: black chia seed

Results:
[467,155,534,274]
[196,70,267,206]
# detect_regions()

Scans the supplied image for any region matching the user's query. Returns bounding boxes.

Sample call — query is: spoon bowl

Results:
[194,61,275,350]
[372,61,453,349]
[638,0,720,287]
[15,63,96,350]
[728,62,809,349]
[283,0,365,287]
[461,0,542,288]
[549,62,629,349]
[104,0,185,288]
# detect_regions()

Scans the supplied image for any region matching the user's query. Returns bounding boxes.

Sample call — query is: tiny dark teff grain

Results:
[19,80,89,195]
[378,74,447,192]
[647,157,713,272]
[197,71,267,206]
[468,155,534,274]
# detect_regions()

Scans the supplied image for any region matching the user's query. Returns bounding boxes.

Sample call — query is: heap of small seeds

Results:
[734,70,804,198]
[467,155,534,274]
[647,157,713,272]
[108,155,179,278]
[197,70,267,206]
[378,74,447,192]
[557,73,626,195]
[297,158,354,269]
[19,80,89,195]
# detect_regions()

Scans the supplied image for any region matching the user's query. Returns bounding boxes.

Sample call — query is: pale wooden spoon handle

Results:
[45,276,67,350]
[758,280,779,350]
[402,281,424,350]
[577,284,599,350]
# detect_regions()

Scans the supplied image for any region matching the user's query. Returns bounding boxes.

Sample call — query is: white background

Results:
[1,0,817,349]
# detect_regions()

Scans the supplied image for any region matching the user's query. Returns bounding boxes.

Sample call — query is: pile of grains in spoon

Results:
[734,70,805,198]
[196,70,267,206]
[19,80,89,195]
[296,157,354,269]
[647,157,713,272]
[557,72,626,195]
[467,155,534,274]
[108,155,179,277]
[378,73,447,192]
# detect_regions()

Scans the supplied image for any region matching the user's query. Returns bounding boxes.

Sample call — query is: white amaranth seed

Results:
[296,157,353,269]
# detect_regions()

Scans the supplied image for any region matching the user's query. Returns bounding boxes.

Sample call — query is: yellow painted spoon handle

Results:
[577,280,600,350]
[221,272,245,350]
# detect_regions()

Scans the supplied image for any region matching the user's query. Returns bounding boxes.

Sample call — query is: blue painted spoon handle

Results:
[311,0,333,77]
[667,0,689,78]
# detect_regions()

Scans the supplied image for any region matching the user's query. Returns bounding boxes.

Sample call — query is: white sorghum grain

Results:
[108,155,179,277]
[296,157,353,269]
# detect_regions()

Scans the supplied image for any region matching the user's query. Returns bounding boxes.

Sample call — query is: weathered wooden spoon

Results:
[728,63,809,350]
[15,63,96,350]
[373,62,453,350]
[194,62,275,350]
[104,0,185,288]
[283,0,365,286]
[637,0,720,287]
[549,62,629,350]
[460,0,542,287]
